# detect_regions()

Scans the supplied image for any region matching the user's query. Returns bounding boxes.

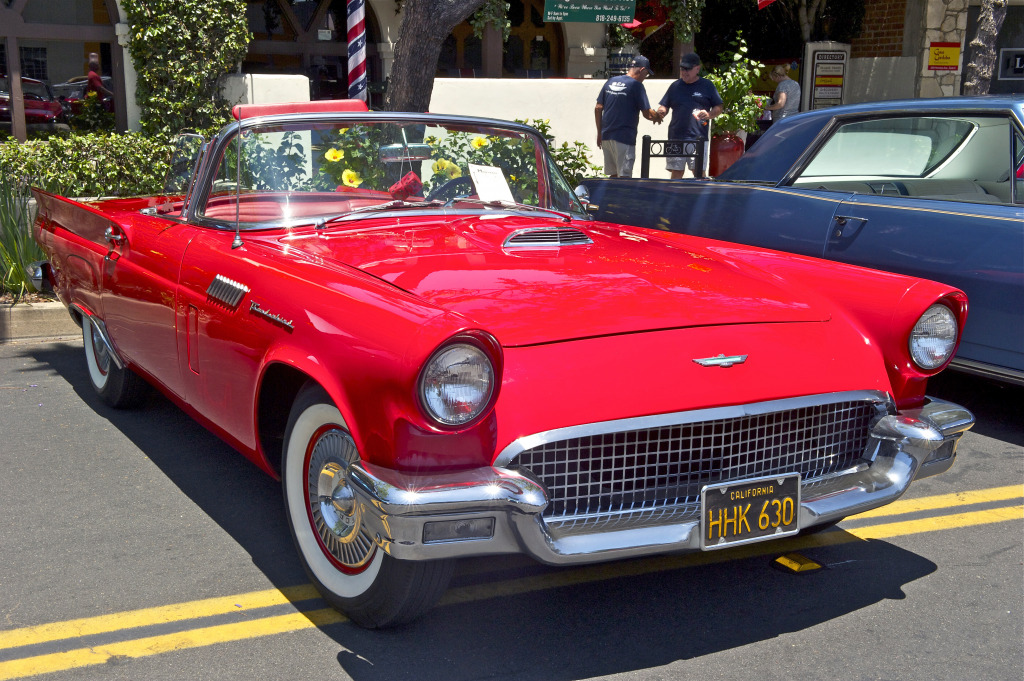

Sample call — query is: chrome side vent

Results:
[207,274,250,308]
[504,227,593,248]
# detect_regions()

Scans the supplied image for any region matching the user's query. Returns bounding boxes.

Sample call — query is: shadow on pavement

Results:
[25,340,306,589]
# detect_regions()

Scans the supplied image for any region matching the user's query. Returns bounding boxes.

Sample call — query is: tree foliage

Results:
[963,0,1009,95]
[697,0,864,60]
[121,0,251,136]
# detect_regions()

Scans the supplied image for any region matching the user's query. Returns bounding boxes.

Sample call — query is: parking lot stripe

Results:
[852,485,1022,519]
[0,609,344,681]
[0,585,320,652]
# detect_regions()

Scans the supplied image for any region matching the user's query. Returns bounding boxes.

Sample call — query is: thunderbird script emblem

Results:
[693,354,748,368]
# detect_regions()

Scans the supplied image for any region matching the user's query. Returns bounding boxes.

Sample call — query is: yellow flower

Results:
[325,148,344,162]
[432,159,450,174]
[471,137,488,149]
[342,169,362,187]
[446,164,462,179]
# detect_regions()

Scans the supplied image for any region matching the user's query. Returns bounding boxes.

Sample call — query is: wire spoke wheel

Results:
[305,427,376,571]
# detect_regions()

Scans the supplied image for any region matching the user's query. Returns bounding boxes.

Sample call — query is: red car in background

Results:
[0,75,70,135]
[33,101,975,628]
[51,74,115,115]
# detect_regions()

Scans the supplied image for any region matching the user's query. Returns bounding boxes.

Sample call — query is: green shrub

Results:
[706,34,766,135]
[521,118,602,186]
[0,133,175,198]
[0,174,45,297]
[121,0,250,137]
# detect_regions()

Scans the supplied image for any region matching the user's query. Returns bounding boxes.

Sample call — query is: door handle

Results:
[832,215,867,238]
[104,226,124,247]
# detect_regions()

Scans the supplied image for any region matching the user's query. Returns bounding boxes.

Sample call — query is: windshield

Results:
[800,116,976,178]
[196,116,587,226]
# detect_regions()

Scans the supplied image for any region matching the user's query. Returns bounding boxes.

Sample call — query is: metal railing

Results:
[639,135,709,179]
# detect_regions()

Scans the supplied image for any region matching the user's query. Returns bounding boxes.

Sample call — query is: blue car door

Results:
[824,193,1024,374]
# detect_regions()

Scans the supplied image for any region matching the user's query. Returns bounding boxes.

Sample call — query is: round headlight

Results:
[909,304,958,370]
[420,343,495,426]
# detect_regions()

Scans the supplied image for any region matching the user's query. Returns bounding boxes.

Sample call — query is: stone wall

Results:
[918,0,969,96]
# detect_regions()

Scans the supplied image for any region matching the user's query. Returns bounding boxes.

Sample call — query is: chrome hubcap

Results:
[307,428,375,569]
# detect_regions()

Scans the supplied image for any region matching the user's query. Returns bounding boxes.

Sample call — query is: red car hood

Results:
[282,214,830,346]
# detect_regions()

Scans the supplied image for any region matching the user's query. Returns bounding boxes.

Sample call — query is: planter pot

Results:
[709,132,744,177]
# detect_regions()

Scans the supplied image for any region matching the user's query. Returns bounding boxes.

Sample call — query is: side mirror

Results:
[573,185,590,207]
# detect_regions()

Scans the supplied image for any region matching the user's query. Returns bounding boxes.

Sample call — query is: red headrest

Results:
[232,99,370,120]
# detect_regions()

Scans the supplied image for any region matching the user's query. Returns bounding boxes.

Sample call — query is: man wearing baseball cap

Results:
[595,55,663,178]
[656,52,723,178]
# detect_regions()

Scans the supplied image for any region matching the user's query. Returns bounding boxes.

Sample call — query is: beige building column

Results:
[114,0,141,131]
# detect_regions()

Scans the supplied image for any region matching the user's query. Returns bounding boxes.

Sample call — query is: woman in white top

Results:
[765,64,801,121]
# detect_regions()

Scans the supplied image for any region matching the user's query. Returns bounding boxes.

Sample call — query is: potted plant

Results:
[706,34,765,175]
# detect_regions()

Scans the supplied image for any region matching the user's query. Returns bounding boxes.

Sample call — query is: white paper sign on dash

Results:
[468,164,515,204]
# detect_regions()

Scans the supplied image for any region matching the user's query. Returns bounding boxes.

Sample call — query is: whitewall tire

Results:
[281,383,454,628]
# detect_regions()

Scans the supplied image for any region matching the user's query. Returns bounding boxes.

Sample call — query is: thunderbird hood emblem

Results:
[693,354,748,368]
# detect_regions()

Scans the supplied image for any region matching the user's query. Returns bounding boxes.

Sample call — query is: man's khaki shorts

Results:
[601,140,636,177]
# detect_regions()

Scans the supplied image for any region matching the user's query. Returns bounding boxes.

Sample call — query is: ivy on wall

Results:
[121,0,251,137]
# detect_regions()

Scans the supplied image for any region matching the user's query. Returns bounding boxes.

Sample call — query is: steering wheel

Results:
[425,176,474,203]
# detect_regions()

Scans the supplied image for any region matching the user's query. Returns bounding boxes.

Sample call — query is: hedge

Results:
[0,133,175,198]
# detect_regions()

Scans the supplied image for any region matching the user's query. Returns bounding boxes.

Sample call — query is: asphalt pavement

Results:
[0,339,1021,681]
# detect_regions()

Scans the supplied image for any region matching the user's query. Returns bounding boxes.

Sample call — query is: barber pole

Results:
[347,0,367,101]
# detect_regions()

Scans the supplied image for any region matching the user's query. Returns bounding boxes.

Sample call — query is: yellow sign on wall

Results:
[929,42,961,71]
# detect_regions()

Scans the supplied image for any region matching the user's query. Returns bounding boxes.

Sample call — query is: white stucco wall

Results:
[430,77,678,179]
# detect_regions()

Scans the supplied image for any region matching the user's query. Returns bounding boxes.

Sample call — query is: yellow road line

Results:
[853,485,1022,520]
[0,585,320,652]
[846,505,1023,540]
[0,609,344,681]
[0,499,1020,681]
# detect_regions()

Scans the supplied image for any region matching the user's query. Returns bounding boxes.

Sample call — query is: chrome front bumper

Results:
[347,396,974,566]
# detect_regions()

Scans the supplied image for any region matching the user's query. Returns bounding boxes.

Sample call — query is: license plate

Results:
[701,473,800,550]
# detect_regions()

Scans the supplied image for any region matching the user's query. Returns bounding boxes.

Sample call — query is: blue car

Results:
[582,96,1024,386]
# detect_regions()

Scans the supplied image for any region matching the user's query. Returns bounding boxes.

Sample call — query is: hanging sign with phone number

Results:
[543,0,636,23]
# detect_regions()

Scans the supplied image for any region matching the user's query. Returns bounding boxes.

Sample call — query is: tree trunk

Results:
[384,0,487,112]
[962,0,1008,95]
[797,0,825,43]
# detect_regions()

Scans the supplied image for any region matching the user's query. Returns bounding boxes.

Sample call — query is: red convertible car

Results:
[33,100,974,628]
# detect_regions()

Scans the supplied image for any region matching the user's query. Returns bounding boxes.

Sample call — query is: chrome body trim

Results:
[950,357,1024,387]
[503,227,593,248]
[28,261,53,293]
[206,274,250,308]
[344,394,974,565]
[493,390,890,468]
[69,303,124,370]
[693,353,749,368]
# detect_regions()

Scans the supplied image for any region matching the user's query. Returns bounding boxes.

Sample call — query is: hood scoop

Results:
[503,227,593,248]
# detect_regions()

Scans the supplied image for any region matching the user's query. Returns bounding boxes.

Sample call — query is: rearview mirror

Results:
[379,143,432,163]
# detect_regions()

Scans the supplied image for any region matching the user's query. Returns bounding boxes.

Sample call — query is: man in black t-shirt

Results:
[657,53,723,179]
[595,55,663,178]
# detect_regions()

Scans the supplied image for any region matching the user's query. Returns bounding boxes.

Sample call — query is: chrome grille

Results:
[511,400,878,527]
